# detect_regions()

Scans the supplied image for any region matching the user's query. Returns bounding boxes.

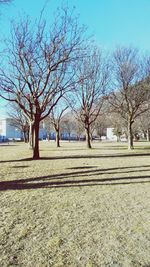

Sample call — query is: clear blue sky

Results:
[0,0,150,117]
[1,0,150,52]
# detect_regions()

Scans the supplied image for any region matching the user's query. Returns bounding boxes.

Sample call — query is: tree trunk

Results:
[23,130,28,143]
[27,128,29,143]
[47,133,50,141]
[33,119,40,159]
[128,119,134,150]
[85,125,92,149]
[143,131,147,139]
[90,133,93,142]
[147,129,150,141]
[98,135,102,141]
[29,121,34,149]
[23,130,26,143]
[56,129,60,147]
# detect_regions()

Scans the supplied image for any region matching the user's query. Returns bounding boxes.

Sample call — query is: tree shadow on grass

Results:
[6,165,150,179]
[0,144,17,147]
[0,157,32,163]
[67,165,150,171]
[11,165,29,168]
[68,166,97,169]
[1,152,150,163]
[0,165,150,191]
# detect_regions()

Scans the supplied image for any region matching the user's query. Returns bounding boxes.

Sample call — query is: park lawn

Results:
[0,141,150,267]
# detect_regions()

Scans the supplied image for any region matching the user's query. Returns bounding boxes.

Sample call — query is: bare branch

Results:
[0,6,87,158]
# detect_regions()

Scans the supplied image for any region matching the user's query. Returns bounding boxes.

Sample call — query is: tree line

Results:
[0,5,150,159]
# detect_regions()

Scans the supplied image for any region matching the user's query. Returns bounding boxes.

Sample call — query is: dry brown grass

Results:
[0,141,150,267]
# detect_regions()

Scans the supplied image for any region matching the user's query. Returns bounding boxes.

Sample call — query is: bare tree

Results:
[43,117,52,141]
[74,118,84,141]
[93,114,108,140]
[70,48,109,148]
[109,47,148,149]
[134,109,150,141]
[0,7,86,159]
[61,113,76,142]
[7,103,29,143]
[109,112,127,141]
[50,103,69,147]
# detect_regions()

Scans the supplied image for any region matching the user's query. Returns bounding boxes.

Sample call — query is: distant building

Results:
[0,118,22,140]
[0,118,79,141]
[0,117,116,142]
[106,128,117,141]
[106,127,128,141]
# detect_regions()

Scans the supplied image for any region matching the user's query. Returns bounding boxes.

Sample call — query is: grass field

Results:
[0,141,150,267]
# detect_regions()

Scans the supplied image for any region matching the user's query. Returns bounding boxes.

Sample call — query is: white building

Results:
[0,118,116,142]
[0,118,22,140]
[106,128,117,141]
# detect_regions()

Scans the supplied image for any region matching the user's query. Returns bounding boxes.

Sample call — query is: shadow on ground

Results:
[0,165,150,191]
[1,152,150,163]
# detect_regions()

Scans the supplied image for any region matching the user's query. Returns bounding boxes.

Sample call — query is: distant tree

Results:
[107,112,127,141]
[70,47,109,148]
[0,7,86,159]
[112,115,125,141]
[109,47,148,149]
[74,118,84,141]
[43,117,52,141]
[7,103,29,143]
[50,103,69,147]
[142,57,150,140]
[61,112,76,141]
[93,114,108,140]
[134,109,150,141]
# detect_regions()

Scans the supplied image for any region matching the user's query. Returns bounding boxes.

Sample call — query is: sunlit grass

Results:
[0,141,150,267]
